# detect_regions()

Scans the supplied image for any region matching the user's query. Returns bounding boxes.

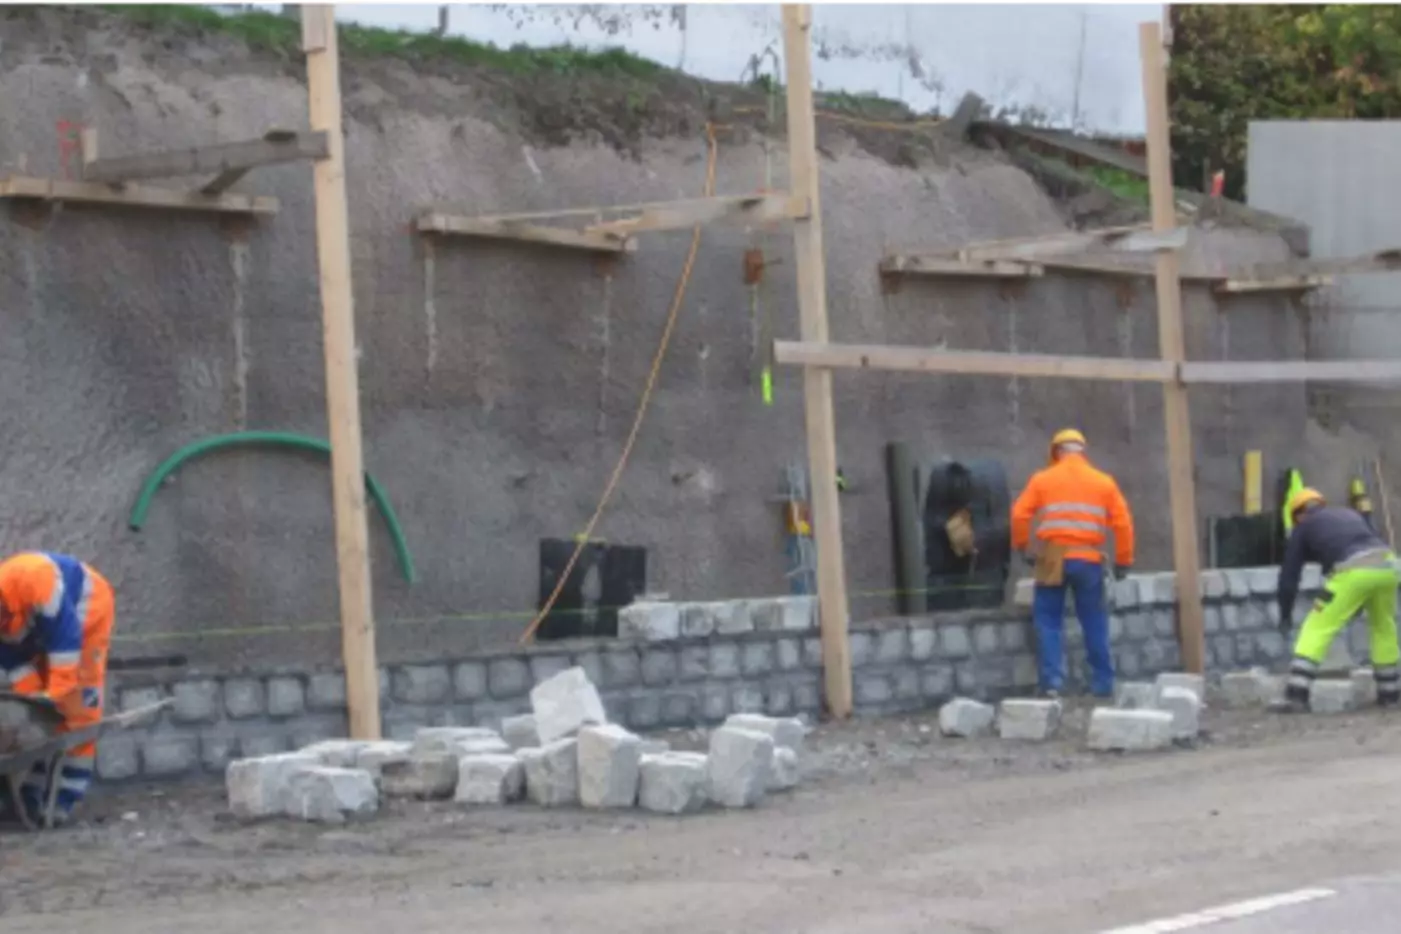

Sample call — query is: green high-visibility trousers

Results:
[1293,564,1401,666]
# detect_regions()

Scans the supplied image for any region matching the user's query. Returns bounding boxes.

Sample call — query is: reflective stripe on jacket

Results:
[1010,453,1135,565]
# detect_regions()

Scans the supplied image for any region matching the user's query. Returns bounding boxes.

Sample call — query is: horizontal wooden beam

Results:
[954,224,1188,262]
[1213,274,1333,295]
[773,340,1176,382]
[82,130,328,185]
[1181,360,1401,384]
[0,175,278,215]
[584,193,807,237]
[879,256,1044,278]
[416,212,637,253]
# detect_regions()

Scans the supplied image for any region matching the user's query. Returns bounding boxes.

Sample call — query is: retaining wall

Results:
[94,565,1338,783]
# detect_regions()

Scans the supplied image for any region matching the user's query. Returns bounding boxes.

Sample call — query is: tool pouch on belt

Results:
[945,507,976,559]
[1033,542,1067,586]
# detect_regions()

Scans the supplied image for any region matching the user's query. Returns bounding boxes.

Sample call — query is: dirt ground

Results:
[4,700,1401,933]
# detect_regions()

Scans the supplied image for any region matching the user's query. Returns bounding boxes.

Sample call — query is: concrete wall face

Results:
[1246,120,1401,440]
[0,14,1321,670]
[96,565,1319,783]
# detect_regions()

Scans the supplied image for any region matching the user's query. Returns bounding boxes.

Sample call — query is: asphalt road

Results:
[1100,876,1401,933]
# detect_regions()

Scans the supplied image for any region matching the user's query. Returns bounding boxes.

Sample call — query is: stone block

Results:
[1152,609,1176,638]
[768,746,800,792]
[307,673,348,711]
[394,665,451,705]
[618,601,682,641]
[741,641,775,677]
[1001,622,1029,652]
[380,753,458,799]
[531,666,608,743]
[453,662,488,700]
[1113,682,1154,710]
[921,665,955,700]
[201,735,239,773]
[732,683,765,714]
[638,751,708,814]
[142,736,199,777]
[711,600,755,634]
[1086,708,1175,752]
[679,603,717,639]
[854,673,892,706]
[709,643,741,679]
[529,655,572,686]
[751,596,815,632]
[938,697,995,737]
[973,625,999,655]
[240,734,288,758]
[875,628,908,664]
[707,726,773,808]
[699,683,731,722]
[96,734,140,781]
[802,637,823,668]
[170,680,220,725]
[223,679,265,720]
[776,637,803,671]
[1147,572,1178,605]
[1352,668,1377,707]
[488,658,532,698]
[1217,669,1271,709]
[601,648,641,689]
[226,752,320,818]
[282,766,378,823]
[266,677,305,718]
[997,699,1061,741]
[301,739,369,768]
[520,738,580,807]
[1014,578,1034,608]
[1224,569,1252,599]
[791,676,822,713]
[661,690,697,725]
[577,723,643,808]
[1198,570,1227,600]
[1300,563,1324,592]
[1112,576,1141,608]
[1310,679,1357,714]
[1246,567,1277,595]
[354,740,412,777]
[502,714,540,750]
[723,713,805,753]
[939,624,972,659]
[412,727,507,758]
[455,753,525,805]
[1011,654,1039,687]
[641,648,678,686]
[909,625,937,661]
[678,645,709,681]
[1153,672,1205,704]
[1155,686,1201,740]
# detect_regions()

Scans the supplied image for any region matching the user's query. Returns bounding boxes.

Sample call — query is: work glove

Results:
[1113,564,1131,581]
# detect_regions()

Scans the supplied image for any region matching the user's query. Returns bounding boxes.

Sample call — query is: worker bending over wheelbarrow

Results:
[0,551,115,824]
[1278,488,1400,711]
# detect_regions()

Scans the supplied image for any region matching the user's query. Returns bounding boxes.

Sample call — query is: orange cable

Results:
[518,123,720,645]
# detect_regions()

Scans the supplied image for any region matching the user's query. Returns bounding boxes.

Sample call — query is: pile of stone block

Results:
[225,665,808,822]
[935,696,1062,741]
[1088,671,1204,751]
[1215,664,1375,714]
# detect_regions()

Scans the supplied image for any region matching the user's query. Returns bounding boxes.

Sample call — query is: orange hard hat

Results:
[1287,487,1325,519]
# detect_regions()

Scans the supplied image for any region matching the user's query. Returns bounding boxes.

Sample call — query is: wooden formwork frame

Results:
[777,20,1401,685]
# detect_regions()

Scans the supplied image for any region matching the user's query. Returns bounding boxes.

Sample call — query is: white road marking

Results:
[1099,887,1338,933]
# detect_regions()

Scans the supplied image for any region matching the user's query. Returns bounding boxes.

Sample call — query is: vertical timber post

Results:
[1139,20,1206,675]
[782,4,854,719]
[303,4,382,739]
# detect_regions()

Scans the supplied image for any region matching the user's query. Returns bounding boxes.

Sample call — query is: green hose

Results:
[128,430,416,583]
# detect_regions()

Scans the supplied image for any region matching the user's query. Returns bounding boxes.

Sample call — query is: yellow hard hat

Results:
[1048,428,1087,464]
[1287,487,1325,519]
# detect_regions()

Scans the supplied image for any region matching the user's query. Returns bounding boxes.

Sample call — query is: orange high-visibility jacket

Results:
[1010,453,1135,565]
[0,552,107,704]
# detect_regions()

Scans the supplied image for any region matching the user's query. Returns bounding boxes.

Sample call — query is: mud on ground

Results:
[0,698,1393,925]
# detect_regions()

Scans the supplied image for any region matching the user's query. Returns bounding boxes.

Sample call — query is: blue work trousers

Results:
[1032,558,1114,696]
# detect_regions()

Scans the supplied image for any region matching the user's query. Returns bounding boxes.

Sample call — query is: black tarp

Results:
[922,457,1011,610]
[536,539,647,641]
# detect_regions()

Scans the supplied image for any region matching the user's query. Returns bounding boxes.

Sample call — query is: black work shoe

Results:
[1378,692,1400,708]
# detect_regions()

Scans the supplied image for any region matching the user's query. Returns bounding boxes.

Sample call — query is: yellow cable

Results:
[516,124,720,646]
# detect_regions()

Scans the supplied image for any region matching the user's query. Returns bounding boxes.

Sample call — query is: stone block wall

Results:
[96,567,1335,783]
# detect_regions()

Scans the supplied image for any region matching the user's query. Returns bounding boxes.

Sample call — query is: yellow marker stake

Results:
[761,367,774,405]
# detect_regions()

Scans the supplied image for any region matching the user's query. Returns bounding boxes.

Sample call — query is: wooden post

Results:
[1140,21,1206,674]
[782,4,853,719]
[303,4,381,739]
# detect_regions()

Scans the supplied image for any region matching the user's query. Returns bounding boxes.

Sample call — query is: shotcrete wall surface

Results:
[97,565,1319,783]
[0,9,1337,670]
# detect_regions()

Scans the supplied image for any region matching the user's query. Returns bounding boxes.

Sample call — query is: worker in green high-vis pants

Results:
[1277,487,1401,711]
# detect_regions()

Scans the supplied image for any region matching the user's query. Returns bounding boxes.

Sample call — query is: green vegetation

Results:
[1084,165,1149,205]
[99,3,665,78]
[1171,4,1401,200]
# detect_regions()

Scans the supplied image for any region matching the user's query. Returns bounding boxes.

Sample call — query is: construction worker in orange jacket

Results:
[0,552,115,824]
[1011,429,1135,698]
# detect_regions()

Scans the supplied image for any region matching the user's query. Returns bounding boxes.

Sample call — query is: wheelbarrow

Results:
[0,690,172,830]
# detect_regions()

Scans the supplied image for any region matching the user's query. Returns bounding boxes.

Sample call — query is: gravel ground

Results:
[2,699,1399,933]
